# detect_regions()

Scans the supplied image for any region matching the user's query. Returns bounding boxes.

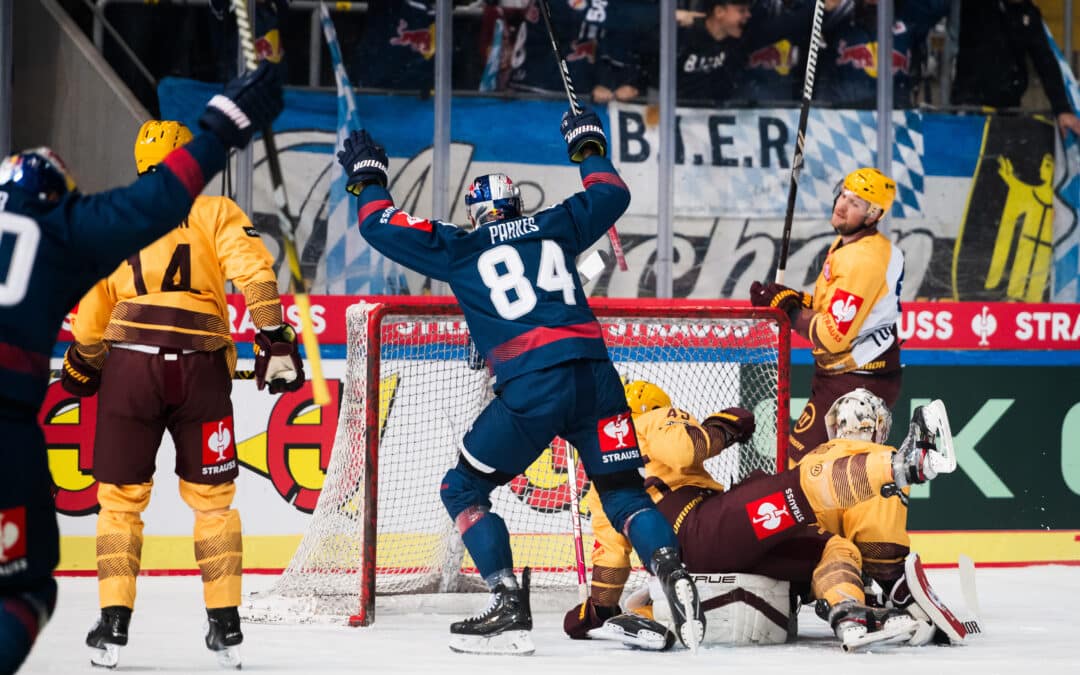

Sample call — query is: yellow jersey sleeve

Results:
[210,197,282,329]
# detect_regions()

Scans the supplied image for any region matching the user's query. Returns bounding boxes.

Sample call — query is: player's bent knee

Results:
[439,462,498,520]
[591,482,654,533]
[0,577,58,674]
[97,482,152,513]
[179,480,236,513]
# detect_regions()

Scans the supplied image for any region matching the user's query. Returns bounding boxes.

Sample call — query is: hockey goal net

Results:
[245,298,789,625]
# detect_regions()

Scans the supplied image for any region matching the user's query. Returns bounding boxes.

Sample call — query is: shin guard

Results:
[95,482,151,609]
[180,481,242,609]
[812,535,865,607]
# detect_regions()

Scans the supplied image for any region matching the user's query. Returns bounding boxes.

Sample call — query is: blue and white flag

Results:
[1044,22,1080,301]
[319,3,405,295]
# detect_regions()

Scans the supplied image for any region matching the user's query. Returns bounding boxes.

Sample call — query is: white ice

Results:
[20,566,1078,674]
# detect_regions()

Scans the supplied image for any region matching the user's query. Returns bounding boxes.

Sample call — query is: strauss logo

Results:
[831,295,859,325]
[751,500,790,531]
[208,421,232,463]
[603,414,632,448]
[971,306,997,346]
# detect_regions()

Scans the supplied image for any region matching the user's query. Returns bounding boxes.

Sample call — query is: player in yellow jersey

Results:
[565,382,957,651]
[750,167,905,466]
[59,120,305,669]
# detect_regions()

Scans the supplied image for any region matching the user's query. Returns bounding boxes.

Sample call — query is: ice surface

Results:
[20,566,1078,674]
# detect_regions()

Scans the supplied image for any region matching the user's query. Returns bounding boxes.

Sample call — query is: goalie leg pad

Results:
[650,572,791,646]
[904,552,971,644]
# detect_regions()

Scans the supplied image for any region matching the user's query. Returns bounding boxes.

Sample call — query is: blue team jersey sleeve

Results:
[356,184,458,281]
[49,133,227,279]
[553,155,630,255]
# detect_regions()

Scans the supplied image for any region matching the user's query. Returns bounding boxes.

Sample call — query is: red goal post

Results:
[244,298,790,626]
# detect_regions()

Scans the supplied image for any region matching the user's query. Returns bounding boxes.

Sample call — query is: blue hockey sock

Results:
[624,507,679,568]
[0,580,56,675]
[459,509,515,586]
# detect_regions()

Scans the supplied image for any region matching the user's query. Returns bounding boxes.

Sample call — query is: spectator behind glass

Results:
[351,0,436,93]
[494,0,603,98]
[676,0,753,106]
[816,0,949,109]
[209,0,289,80]
[951,0,1080,136]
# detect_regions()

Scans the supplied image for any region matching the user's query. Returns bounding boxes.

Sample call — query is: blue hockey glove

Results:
[199,61,284,149]
[337,129,389,195]
[560,108,607,163]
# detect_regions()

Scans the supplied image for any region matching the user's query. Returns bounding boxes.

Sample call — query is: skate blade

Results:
[89,644,120,669]
[841,622,918,652]
[448,630,535,656]
[675,578,704,654]
[213,645,242,669]
[587,623,673,651]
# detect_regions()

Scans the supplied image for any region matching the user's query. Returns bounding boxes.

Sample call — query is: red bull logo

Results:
[389,19,436,60]
[566,39,597,64]
[747,39,796,76]
[836,41,910,77]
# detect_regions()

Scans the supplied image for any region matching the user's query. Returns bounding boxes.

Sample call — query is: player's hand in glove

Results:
[703,406,756,447]
[564,598,620,640]
[337,129,389,194]
[560,107,607,163]
[749,280,811,320]
[254,325,306,394]
[199,60,284,149]
[60,345,103,397]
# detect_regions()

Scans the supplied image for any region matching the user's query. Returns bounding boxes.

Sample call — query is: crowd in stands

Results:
[63,0,1080,132]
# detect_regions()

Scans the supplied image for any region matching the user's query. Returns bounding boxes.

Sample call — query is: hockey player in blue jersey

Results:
[0,62,283,674]
[337,109,705,655]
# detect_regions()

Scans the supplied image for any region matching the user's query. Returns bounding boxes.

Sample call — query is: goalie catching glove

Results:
[703,407,756,447]
[749,281,811,321]
[337,129,389,194]
[60,345,102,397]
[560,108,607,163]
[254,325,305,394]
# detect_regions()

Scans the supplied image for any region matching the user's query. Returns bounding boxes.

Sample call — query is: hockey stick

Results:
[535,0,628,272]
[775,0,826,285]
[558,438,589,603]
[232,0,331,406]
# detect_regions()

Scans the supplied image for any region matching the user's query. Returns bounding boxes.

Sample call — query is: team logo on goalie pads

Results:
[649,573,792,646]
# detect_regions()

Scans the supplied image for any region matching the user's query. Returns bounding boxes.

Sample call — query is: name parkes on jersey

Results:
[488,217,538,244]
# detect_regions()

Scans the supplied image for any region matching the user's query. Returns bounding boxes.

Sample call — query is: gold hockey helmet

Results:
[842,167,896,215]
[134,120,193,175]
[624,380,672,417]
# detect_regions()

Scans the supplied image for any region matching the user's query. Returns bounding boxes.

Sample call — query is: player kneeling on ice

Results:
[337,108,705,655]
[63,119,304,670]
[565,384,964,652]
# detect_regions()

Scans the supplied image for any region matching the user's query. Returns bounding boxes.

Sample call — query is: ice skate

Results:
[650,547,705,652]
[449,568,534,655]
[205,606,243,668]
[86,606,131,669]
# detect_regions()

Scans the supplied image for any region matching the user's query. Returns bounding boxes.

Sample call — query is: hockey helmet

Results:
[841,167,896,218]
[135,120,194,175]
[464,173,522,230]
[824,388,891,444]
[624,380,672,417]
[0,147,77,205]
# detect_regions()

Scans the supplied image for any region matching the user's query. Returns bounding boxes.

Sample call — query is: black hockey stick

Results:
[231,0,330,406]
[776,0,826,285]
[536,0,628,271]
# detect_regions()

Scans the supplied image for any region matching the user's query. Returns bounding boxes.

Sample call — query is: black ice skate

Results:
[86,605,131,669]
[449,567,534,655]
[820,599,918,652]
[650,547,705,652]
[205,606,243,669]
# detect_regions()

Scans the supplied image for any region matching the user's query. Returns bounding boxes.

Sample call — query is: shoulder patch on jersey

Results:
[388,210,433,232]
[829,289,864,335]
[244,226,260,237]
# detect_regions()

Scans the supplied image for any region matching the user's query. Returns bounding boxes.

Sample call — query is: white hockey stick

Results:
[957,554,983,637]
[561,439,589,603]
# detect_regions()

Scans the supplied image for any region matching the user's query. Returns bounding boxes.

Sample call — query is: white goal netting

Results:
[244,300,788,624]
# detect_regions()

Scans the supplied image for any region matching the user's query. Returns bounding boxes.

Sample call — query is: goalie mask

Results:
[135,119,193,175]
[624,380,671,417]
[825,388,891,444]
[464,173,522,230]
[0,147,77,213]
